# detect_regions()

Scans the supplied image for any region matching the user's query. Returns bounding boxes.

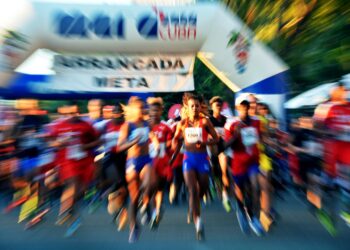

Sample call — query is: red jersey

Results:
[150,121,173,179]
[314,102,350,140]
[314,102,350,176]
[51,118,98,184]
[102,121,123,153]
[224,117,261,175]
[150,121,172,158]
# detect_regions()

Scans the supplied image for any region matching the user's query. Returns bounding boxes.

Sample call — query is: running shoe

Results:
[222,199,232,213]
[24,208,50,230]
[55,211,72,226]
[317,209,337,236]
[128,225,140,243]
[84,187,97,201]
[236,207,249,235]
[150,210,158,230]
[117,208,128,232]
[222,191,232,213]
[209,184,217,201]
[64,217,81,238]
[195,218,205,241]
[260,211,273,233]
[140,204,150,226]
[88,199,102,214]
[247,215,264,237]
[340,211,350,227]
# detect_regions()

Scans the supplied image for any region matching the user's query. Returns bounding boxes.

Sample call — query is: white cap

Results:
[235,93,250,106]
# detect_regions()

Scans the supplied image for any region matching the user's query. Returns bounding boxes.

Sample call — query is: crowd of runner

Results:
[0,91,349,243]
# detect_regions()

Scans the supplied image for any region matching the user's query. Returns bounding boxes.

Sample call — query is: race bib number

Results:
[104,132,119,151]
[67,144,87,160]
[184,127,203,144]
[224,148,234,158]
[38,151,56,166]
[336,125,350,142]
[241,127,258,147]
[180,144,185,153]
[215,127,225,137]
[21,137,40,149]
[149,142,166,158]
[130,127,149,143]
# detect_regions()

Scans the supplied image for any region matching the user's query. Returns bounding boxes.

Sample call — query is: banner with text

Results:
[48,54,195,93]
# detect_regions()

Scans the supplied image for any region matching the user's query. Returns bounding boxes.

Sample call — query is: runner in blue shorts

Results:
[172,93,218,241]
[117,96,158,243]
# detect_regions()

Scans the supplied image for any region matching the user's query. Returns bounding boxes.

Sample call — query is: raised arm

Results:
[116,122,139,153]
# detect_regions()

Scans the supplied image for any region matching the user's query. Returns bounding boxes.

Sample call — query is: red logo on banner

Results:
[168,104,182,119]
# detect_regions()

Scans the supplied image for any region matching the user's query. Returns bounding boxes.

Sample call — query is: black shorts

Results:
[217,137,226,154]
[103,152,127,189]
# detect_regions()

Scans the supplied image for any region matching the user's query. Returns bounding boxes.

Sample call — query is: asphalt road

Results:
[0,193,349,250]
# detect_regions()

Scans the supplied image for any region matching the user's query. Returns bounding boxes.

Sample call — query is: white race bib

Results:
[130,127,149,143]
[215,127,225,137]
[104,131,119,151]
[38,151,56,166]
[224,148,234,158]
[336,125,350,142]
[149,142,166,158]
[241,127,258,147]
[67,144,87,160]
[185,127,203,144]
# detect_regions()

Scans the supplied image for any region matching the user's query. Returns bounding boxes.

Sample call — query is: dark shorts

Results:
[232,173,249,189]
[103,152,127,188]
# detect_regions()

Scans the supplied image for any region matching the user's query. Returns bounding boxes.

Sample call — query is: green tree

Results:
[224,0,350,96]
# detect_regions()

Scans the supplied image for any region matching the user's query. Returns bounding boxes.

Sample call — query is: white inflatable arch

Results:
[0,0,288,119]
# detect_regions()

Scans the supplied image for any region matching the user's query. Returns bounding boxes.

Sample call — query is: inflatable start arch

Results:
[0,1,288,119]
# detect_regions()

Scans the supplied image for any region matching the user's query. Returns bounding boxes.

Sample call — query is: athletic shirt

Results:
[210,115,227,138]
[224,117,261,175]
[183,118,208,144]
[149,121,172,159]
[102,121,123,153]
[128,121,150,145]
[314,102,350,174]
[314,102,350,141]
[51,118,98,162]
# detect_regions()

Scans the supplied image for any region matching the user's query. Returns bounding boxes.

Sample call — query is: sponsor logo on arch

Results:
[53,8,197,41]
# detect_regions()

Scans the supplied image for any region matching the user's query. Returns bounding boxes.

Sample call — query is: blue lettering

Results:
[170,14,180,25]
[180,15,188,25]
[188,15,197,25]
[57,13,88,37]
[137,15,158,39]
[91,14,112,38]
[55,12,125,39]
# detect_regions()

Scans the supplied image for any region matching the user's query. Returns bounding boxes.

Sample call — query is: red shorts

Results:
[59,157,95,186]
[324,139,350,178]
[230,152,252,176]
[288,153,301,183]
[171,153,183,169]
[154,157,173,181]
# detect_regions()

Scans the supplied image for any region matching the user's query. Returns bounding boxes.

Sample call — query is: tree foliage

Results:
[224,0,350,96]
